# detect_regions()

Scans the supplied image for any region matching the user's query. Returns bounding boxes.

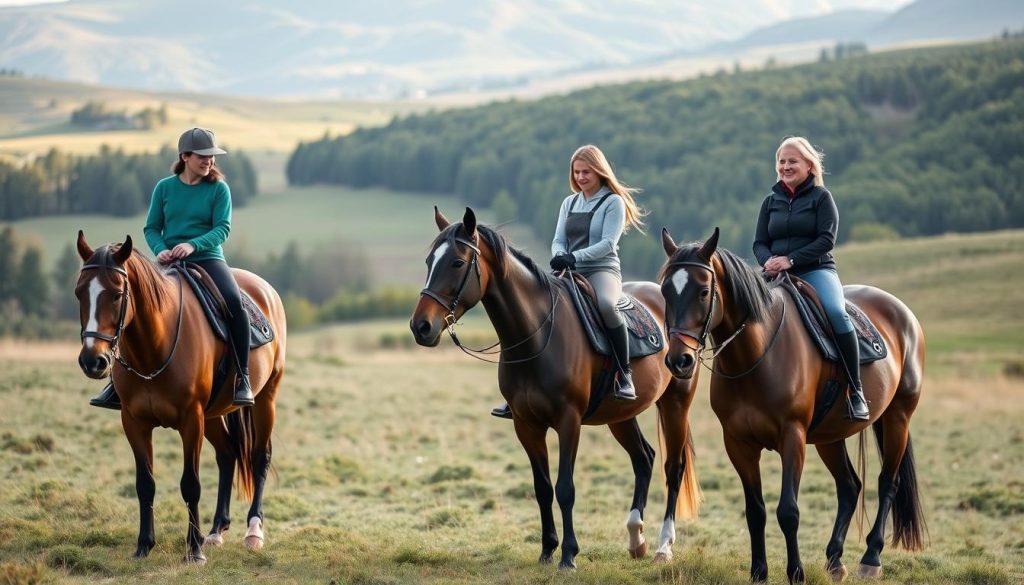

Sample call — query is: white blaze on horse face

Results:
[671,269,689,296]
[426,241,450,287]
[83,277,104,349]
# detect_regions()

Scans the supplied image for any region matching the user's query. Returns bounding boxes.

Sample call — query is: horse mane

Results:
[433,223,553,293]
[100,244,171,312]
[661,242,777,324]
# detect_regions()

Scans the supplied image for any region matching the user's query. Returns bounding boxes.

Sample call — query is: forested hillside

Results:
[0,147,258,219]
[288,37,1024,275]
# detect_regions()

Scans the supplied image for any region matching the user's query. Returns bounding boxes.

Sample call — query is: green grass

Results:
[0,310,1022,583]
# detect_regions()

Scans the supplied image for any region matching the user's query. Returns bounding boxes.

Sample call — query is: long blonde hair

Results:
[569,145,645,232]
[776,136,825,187]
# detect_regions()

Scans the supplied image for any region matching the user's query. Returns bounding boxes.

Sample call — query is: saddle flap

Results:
[174,263,275,350]
[561,273,663,359]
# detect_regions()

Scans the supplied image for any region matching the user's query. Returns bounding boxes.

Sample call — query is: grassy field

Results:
[0,231,1022,584]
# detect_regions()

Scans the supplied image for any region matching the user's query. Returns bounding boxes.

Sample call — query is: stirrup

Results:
[845,388,870,421]
[490,403,513,419]
[613,371,637,401]
[89,381,122,410]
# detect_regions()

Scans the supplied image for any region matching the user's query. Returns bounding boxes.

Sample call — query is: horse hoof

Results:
[538,553,553,565]
[828,563,848,582]
[183,552,207,565]
[244,517,264,551]
[628,540,648,559]
[653,551,672,563]
[204,533,224,547]
[558,560,577,571]
[857,564,882,579]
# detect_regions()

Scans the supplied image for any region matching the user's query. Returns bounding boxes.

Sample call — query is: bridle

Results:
[664,258,785,379]
[419,236,559,364]
[79,259,184,380]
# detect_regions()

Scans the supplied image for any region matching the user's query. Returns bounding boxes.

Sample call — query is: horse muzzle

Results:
[665,350,697,379]
[78,348,113,379]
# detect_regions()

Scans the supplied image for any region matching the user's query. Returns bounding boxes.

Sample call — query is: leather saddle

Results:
[174,263,275,408]
[563,273,664,360]
[777,274,886,364]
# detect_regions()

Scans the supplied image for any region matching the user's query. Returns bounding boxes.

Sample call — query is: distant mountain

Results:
[0,0,1020,99]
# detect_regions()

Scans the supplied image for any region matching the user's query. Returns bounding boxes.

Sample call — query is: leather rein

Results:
[419,237,559,364]
[79,261,184,380]
[664,259,785,379]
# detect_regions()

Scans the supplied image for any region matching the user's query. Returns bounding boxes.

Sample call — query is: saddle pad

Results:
[780,276,886,364]
[175,264,274,350]
[563,276,663,359]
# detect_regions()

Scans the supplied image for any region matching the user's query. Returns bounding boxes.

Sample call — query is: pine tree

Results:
[0,226,16,302]
[52,243,82,320]
[16,246,49,317]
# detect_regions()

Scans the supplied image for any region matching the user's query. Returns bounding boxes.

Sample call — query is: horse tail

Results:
[676,428,702,520]
[226,407,256,502]
[855,428,868,539]
[871,421,927,551]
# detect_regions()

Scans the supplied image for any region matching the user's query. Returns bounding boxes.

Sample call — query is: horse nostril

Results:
[416,320,432,338]
[95,355,109,371]
[679,353,694,369]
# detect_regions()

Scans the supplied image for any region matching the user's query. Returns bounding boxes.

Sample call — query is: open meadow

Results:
[0,230,1022,584]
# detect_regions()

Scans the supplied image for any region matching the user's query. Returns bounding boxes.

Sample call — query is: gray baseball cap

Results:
[177,127,227,156]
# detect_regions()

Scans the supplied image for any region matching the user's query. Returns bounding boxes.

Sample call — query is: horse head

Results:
[659,227,723,379]
[410,206,490,346]
[75,230,134,379]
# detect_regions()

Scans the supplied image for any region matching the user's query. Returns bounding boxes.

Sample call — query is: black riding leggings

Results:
[194,259,249,372]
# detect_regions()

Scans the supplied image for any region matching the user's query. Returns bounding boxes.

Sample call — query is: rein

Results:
[80,261,185,380]
[664,259,785,379]
[419,237,560,364]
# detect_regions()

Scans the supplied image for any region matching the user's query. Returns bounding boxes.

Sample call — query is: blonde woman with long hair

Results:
[492,145,645,418]
[752,136,869,420]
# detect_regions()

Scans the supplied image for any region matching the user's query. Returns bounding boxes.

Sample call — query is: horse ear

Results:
[661,227,678,257]
[434,205,450,231]
[112,235,133,264]
[77,230,94,261]
[697,227,720,261]
[461,207,477,238]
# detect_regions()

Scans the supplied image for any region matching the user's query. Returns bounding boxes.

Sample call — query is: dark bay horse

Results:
[410,208,701,569]
[659,228,925,583]
[74,232,287,563]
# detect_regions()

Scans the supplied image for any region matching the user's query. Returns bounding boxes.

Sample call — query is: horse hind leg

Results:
[608,419,655,559]
[243,369,282,551]
[203,418,236,547]
[814,440,863,582]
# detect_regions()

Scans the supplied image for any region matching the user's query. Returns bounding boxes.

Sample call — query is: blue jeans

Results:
[799,268,853,335]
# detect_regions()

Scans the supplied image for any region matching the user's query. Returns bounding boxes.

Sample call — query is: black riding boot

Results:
[233,366,254,406]
[609,324,636,401]
[89,381,121,410]
[490,403,513,419]
[836,331,869,421]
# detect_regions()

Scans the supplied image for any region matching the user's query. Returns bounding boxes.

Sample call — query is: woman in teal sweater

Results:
[90,127,253,409]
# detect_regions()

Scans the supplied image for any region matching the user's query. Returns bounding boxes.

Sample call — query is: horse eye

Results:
[700,289,711,300]
[453,259,466,268]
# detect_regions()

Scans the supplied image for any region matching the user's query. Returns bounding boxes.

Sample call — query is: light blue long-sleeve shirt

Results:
[551,186,625,274]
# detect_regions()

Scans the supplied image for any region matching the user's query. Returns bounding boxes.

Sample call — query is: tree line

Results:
[287,37,1024,276]
[0,146,258,220]
[0,225,412,337]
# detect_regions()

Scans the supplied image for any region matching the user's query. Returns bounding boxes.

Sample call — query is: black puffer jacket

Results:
[752,174,838,275]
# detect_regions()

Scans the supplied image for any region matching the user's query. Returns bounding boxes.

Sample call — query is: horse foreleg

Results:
[245,379,279,552]
[724,433,768,582]
[513,418,557,564]
[122,416,156,559]
[178,412,206,564]
[815,440,862,582]
[608,418,655,559]
[652,392,690,563]
[553,414,582,570]
[778,426,808,583]
[203,418,235,547]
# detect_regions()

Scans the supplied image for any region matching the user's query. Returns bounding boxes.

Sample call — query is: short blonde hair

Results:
[569,145,646,232]
[776,136,825,187]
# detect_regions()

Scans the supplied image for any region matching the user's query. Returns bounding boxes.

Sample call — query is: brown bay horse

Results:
[659,227,925,583]
[410,208,701,569]
[74,231,286,563]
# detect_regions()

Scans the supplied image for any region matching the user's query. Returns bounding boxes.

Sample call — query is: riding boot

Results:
[609,324,637,401]
[836,331,869,421]
[490,403,513,419]
[233,367,254,406]
[88,380,121,410]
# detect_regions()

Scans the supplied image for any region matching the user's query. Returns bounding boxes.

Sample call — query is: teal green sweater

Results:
[144,175,232,262]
